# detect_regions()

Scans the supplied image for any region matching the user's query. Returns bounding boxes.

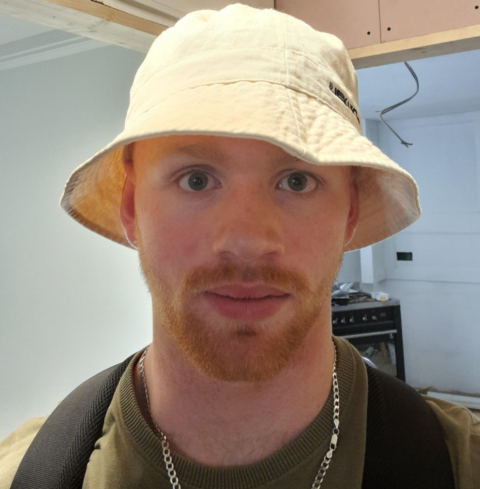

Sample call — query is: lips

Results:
[203,284,290,321]
[208,284,287,299]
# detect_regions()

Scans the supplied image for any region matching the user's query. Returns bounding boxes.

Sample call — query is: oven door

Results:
[338,330,405,381]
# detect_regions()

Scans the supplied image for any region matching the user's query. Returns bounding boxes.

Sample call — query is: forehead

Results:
[132,134,302,166]
[130,135,352,180]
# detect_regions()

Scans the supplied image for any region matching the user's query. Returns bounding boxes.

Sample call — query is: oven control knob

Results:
[349,316,355,323]
[341,317,347,324]
[362,314,368,322]
[372,315,377,321]
[332,317,338,325]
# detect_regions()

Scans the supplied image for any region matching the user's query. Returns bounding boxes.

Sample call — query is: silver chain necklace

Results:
[139,342,340,489]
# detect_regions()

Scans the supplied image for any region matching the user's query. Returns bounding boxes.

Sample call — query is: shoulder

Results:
[423,395,480,489]
[0,416,48,489]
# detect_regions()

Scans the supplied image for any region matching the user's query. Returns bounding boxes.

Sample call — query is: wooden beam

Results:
[41,0,165,35]
[0,0,274,52]
[349,24,480,69]
[0,0,164,52]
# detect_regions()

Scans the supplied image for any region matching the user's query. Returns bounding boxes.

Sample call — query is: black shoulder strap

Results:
[363,365,456,489]
[12,356,456,489]
[11,354,134,489]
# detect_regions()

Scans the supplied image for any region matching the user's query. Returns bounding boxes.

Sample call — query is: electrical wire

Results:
[378,62,420,148]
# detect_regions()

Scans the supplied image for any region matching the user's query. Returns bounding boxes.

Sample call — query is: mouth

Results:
[203,284,290,321]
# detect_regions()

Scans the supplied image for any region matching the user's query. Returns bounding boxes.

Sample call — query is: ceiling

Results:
[0,14,104,71]
[0,13,51,44]
[2,13,480,121]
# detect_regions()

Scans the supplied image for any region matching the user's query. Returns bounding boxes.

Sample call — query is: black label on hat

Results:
[329,82,360,124]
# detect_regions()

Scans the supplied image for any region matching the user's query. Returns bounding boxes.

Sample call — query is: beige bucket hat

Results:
[60,3,420,252]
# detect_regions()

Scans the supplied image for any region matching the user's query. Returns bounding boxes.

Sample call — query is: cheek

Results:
[282,206,349,275]
[136,195,209,266]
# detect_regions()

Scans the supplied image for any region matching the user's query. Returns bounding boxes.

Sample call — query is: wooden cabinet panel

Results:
[276,0,381,49]
[380,0,480,42]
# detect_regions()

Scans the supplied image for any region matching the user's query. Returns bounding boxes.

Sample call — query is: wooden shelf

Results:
[350,23,480,69]
[2,0,480,66]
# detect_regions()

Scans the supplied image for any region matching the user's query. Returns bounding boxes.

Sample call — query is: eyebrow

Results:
[164,142,305,167]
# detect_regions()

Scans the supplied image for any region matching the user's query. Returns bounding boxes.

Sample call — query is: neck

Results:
[134,314,334,467]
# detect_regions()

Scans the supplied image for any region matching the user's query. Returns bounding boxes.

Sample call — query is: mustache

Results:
[179,264,311,295]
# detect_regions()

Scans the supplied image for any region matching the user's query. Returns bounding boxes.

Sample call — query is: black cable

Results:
[378,62,420,148]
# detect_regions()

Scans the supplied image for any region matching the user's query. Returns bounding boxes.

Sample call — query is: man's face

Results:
[121,135,359,382]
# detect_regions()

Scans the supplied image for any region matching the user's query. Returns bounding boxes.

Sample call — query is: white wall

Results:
[336,250,361,284]
[0,46,151,440]
[357,114,480,394]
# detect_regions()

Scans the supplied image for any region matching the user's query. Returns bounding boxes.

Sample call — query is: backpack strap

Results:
[12,354,457,489]
[11,354,134,489]
[362,365,456,489]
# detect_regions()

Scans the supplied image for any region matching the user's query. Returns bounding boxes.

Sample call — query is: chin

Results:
[164,307,320,383]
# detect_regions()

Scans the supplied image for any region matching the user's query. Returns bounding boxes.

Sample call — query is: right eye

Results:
[178,171,217,192]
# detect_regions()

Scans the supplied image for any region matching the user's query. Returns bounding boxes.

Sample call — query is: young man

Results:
[2,4,479,489]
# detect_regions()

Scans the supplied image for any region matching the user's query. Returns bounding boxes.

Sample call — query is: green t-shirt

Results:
[82,337,367,489]
[1,337,479,488]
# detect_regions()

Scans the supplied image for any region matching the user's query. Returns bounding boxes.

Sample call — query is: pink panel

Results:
[276,0,381,49]
[380,0,480,42]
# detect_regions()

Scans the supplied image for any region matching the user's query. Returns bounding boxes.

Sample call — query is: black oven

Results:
[332,297,405,382]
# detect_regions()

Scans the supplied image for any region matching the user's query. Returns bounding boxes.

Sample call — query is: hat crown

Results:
[127,3,360,131]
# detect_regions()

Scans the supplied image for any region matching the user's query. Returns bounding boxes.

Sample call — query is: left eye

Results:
[277,172,317,193]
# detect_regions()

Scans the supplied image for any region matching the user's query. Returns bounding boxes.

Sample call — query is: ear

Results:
[120,151,137,249]
[344,169,360,248]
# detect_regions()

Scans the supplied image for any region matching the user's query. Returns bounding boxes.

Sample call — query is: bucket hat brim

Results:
[61,80,420,252]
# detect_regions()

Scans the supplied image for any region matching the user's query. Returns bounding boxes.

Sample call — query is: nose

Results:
[212,184,285,264]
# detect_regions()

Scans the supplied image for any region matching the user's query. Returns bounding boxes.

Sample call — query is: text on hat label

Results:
[329,82,360,124]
